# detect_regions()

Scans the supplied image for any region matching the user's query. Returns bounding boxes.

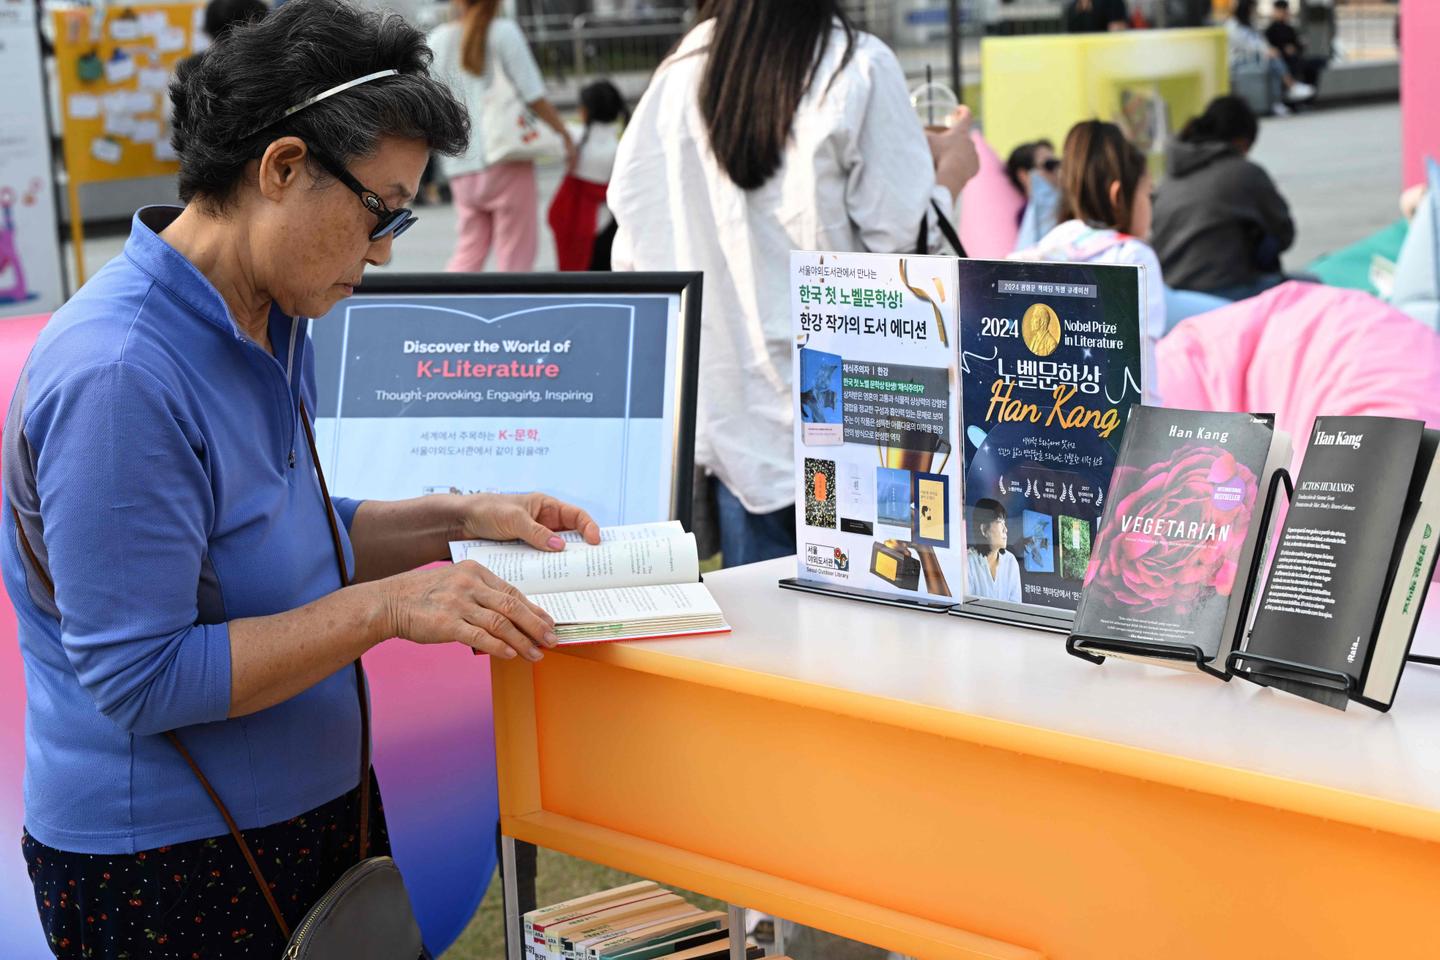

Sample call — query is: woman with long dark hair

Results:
[608,0,979,567]
[429,0,574,271]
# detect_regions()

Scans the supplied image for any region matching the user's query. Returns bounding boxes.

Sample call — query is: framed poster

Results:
[310,272,702,527]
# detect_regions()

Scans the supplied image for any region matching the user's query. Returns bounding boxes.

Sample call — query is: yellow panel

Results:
[514,654,1440,960]
[981,29,1229,173]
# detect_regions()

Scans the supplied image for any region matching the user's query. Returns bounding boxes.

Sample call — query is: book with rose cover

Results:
[1237,417,1440,710]
[1068,406,1292,672]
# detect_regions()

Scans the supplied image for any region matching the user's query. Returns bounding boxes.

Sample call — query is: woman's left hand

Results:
[455,493,601,550]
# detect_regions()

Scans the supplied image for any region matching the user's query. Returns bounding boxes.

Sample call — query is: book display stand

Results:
[776,577,955,614]
[1224,471,1440,712]
[952,599,1073,634]
[1065,468,1297,681]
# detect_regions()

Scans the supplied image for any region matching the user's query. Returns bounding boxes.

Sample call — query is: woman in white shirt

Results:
[966,498,1022,604]
[607,0,979,567]
[429,0,573,271]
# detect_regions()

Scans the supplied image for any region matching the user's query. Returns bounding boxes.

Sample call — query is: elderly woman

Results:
[3,1,598,956]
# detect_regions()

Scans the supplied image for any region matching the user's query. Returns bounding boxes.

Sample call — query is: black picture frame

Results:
[325,271,704,528]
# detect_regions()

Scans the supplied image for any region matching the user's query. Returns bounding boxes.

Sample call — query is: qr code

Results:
[804,458,837,529]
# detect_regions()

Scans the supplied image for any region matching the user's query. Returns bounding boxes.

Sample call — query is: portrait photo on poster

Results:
[958,258,1144,615]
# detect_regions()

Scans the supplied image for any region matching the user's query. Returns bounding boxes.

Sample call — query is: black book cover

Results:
[1245,416,1425,690]
[1071,406,1277,661]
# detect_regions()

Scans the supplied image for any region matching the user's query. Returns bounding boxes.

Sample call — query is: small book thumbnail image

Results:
[1057,514,1092,582]
[523,879,770,959]
[1022,510,1055,574]
[799,348,844,425]
[876,466,913,528]
[804,457,837,529]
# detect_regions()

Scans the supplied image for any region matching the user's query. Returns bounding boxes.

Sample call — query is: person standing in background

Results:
[547,80,628,271]
[429,0,574,272]
[608,0,979,567]
[1065,0,1129,32]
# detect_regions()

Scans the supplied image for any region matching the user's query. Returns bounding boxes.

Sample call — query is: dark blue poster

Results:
[958,260,1145,612]
[308,293,683,525]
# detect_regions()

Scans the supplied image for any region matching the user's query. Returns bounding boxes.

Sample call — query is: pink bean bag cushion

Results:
[1159,281,1440,580]
[958,130,1025,260]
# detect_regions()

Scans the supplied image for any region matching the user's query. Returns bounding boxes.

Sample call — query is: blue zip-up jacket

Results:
[2,207,365,853]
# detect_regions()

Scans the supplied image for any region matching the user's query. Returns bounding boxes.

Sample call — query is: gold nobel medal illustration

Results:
[1022,302,1062,357]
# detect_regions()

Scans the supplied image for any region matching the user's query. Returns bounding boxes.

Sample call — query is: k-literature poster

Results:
[310,293,682,526]
[791,251,963,602]
[957,260,1144,613]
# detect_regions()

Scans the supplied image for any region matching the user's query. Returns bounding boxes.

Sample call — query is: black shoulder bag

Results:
[916,197,969,257]
[15,399,424,960]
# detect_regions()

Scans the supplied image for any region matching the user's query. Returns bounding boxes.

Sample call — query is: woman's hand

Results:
[926,106,981,203]
[454,492,602,551]
[379,561,557,661]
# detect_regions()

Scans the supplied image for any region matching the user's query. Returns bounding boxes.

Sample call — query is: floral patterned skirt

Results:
[22,772,390,959]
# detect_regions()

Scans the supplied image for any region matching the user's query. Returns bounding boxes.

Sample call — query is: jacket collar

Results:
[123,205,265,341]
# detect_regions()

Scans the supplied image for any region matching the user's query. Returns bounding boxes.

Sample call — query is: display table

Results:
[493,558,1440,960]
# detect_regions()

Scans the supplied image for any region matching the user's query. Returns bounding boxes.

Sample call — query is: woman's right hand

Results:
[378,561,556,662]
[926,106,981,202]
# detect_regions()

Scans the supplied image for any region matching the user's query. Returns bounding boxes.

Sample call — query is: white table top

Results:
[603,559,1440,819]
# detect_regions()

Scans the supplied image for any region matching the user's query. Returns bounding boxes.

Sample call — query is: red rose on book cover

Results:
[1085,445,1258,614]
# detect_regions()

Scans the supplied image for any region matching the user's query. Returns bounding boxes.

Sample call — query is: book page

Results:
[534,582,720,625]
[454,533,700,595]
[449,520,684,559]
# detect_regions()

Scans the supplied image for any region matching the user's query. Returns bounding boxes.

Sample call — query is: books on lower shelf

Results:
[1068,406,1292,673]
[522,882,764,960]
[1237,417,1440,710]
[449,521,730,644]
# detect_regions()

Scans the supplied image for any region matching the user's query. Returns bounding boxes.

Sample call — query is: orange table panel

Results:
[494,558,1440,960]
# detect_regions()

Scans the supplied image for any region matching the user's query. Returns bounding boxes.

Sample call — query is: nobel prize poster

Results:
[791,251,964,603]
[957,259,1145,614]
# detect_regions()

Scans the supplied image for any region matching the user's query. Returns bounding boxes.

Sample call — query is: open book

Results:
[449,521,729,645]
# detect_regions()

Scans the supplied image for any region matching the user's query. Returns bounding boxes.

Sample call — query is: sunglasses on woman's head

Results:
[307,145,417,242]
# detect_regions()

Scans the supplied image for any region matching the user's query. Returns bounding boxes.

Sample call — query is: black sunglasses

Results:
[1040,157,1062,173]
[308,146,417,242]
